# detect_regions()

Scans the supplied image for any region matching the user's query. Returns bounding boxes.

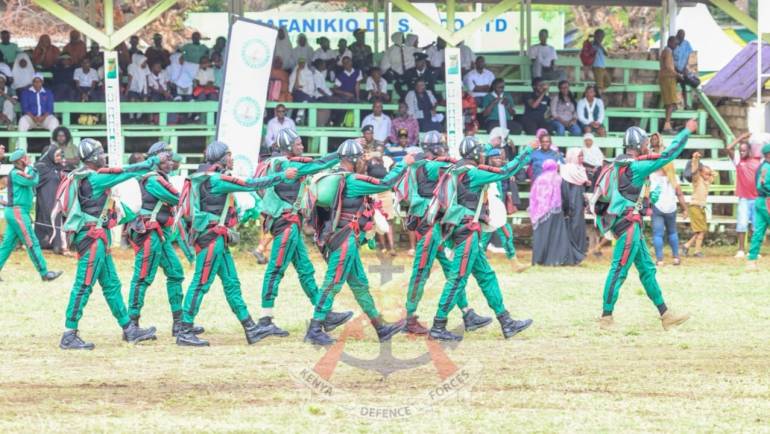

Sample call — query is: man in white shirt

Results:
[528,29,564,81]
[264,104,296,148]
[463,56,495,103]
[361,100,392,144]
[380,32,415,96]
[458,42,475,74]
[311,37,337,71]
[310,59,333,127]
[289,57,316,102]
[425,37,446,70]
[73,58,101,101]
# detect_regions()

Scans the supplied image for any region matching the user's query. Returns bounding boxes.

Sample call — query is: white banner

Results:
[444,47,463,159]
[217,18,277,177]
[103,51,122,167]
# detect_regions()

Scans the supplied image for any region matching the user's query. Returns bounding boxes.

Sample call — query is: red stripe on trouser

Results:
[418,227,434,269]
[333,239,349,283]
[620,224,636,266]
[139,236,152,279]
[13,208,32,247]
[501,225,510,238]
[84,240,98,285]
[275,226,291,267]
[459,238,473,277]
[200,242,216,283]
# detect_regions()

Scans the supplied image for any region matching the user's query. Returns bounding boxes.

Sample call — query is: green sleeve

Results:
[469,148,532,190]
[293,152,339,177]
[631,129,691,185]
[145,175,180,206]
[347,161,407,197]
[211,173,285,194]
[10,168,39,187]
[424,160,443,181]
[89,158,158,195]
[758,164,770,196]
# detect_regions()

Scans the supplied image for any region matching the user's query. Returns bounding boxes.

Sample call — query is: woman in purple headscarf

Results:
[529,159,585,266]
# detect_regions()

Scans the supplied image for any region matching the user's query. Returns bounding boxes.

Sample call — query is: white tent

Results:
[675,3,742,72]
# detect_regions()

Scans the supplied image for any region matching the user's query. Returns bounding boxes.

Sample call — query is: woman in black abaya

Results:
[34,145,65,253]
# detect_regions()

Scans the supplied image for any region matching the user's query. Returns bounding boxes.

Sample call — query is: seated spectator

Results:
[386,128,410,163]
[145,33,171,69]
[380,32,415,97]
[528,129,563,180]
[362,100,392,144]
[63,30,87,66]
[268,56,292,102]
[0,76,16,127]
[147,61,171,101]
[425,37,446,71]
[581,133,604,179]
[211,52,224,89]
[0,52,11,84]
[402,52,438,97]
[19,74,60,133]
[463,56,494,104]
[458,41,476,75]
[529,29,564,81]
[550,80,582,136]
[522,77,554,135]
[211,36,227,58]
[264,104,296,147]
[312,37,337,72]
[361,124,383,151]
[182,32,209,65]
[87,41,103,69]
[31,34,60,71]
[577,85,606,136]
[292,34,314,70]
[332,56,361,102]
[405,78,443,132]
[167,52,194,100]
[193,56,219,101]
[51,54,75,102]
[481,78,522,134]
[591,29,610,93]
[126,54,149,121]
[365,67,389,102]
[128,35,143,57]
[275,27,294,70]
[116,41,131,73]
[389,101,419,146]
[660,36,681,134]
[12,53,35,98]
[0,31,18,68]
[289,57,315,102]
[335,39,352,67]
[462,89,479,135]
[73,58,101,101]
[311,58,332,100]
[349,29,373,72]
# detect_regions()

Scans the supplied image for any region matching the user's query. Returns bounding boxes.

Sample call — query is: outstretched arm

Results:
[212,171,294,194]
[90,157,159,195]
[470,146,534,189]
[293,152,339,177]
[145,175,180,206]
[632,120,697,183]
[10,168,40,187]
[347,157,416,197]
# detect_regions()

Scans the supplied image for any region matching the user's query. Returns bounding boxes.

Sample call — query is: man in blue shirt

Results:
[673,29,694,109]
[19,74,59,134]
[592,29,610,93]
[529,132,564,180]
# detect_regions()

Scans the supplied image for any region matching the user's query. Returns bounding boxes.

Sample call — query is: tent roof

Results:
[702,41,770,101]
[409,0,708,5]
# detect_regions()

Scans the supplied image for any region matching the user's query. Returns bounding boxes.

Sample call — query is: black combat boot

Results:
[304,319,335,346]
[42,271,63,282]
[323,310,354,332]
[171,311,204,337]
[176,322,209,347]
[463,309,493,331]
[371,316,405,342]
[405,315,429,335]
[429,318,463,341]
[249,316,290,343]
[59,330,95,350]
[497,311,533,339]
[122,321,157,344]
[242,317,264,345]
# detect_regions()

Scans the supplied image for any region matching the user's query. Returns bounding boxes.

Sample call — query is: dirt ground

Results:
[0,245,769,432]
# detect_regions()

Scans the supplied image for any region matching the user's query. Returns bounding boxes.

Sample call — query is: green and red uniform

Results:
[748,161,770,260]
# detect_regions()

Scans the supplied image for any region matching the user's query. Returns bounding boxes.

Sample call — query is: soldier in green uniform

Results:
[429,136,534,341]
[303,139,412,346]
[60,139,160,350]
[252,129,353,341]
[745,144,770,269]
[596,122,696,330]
[125,142,202,337]
[400,131,491,335]
[175,141,298,347]
[0,149,62,282]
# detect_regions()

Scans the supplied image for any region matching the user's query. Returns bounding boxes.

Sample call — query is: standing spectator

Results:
[361,124,383,150]
[659,36,681,134]
[580,133,604,178]
[268,56,292,102]
[362,100,392,144]
[528,129,563,180]
[577,85,606,136]
[591,29,610,93]
[0,52,10,84]
[34,144,65,253]
[380,32,415,95]
[292,34,315,70]
[389,101,419,146]
[0,76,16,127]
[62,30,87,66]
[335,39,352,67]
[311,37,337,71]
[364,67,390,102]
[463,56,495,104]
[332,56,361,102]
[673,29,693,109]
[649,133,687,266]
[147,61,172,102]
[458,41,475,74]
[529,29,564,81]
[264,104,296,147]
[87,41,104,69]
[167,52,194,100]
[405,78,442,132]
[550,80,582,136]
[682,152,714,258]
[211,52,224,89]
[145,33,171,69]
[51,54,75,102]
[182,32,209,65]
[561,148,590,255]
[19,74,59,133]
[274,27,294,70]
[349,29,373,72]
[52,126,79,171]
[521,77,553,135]
[73,58,101,101]
[11,53,35,97]
[481,78,521,134]
[0,31,18,67]
[211,36,227,58]
[31,34,60,71]
[425,37,446,70]
[289,57,316,102]
[128,35,143,57]
[126,54,149,121]
[115,41,131,72]
[727,132,760,258]
[402,52,438,96]
[193,56,219,101]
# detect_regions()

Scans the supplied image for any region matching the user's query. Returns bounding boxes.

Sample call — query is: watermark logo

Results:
[233,96,261,127]
[368,251,404,286]
[240,38,271,69]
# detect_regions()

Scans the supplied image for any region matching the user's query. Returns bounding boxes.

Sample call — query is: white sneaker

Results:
[735,250,746,259]
[487,245,506,254]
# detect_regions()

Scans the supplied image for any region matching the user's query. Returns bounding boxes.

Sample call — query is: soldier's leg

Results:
[313,234,356,322]
[434,234,474,321]
[292,227,320,305]
[97,249,133,327]
[64,238,114,329]
[469,234,507,317]
[345,248,380,320]
[405,225,441,316]
[748,206,769,261]
[159,238,185,315]
[218,244,252,322]
[499,223,517,259]
[16,210,49,276]
[601,227,641,316]
[633,230,667,311]
[0,220,20,272]
[181,237,224,325]
[127,231,163,319]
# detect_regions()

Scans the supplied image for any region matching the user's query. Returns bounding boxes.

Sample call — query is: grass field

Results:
[1,244,769,433]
